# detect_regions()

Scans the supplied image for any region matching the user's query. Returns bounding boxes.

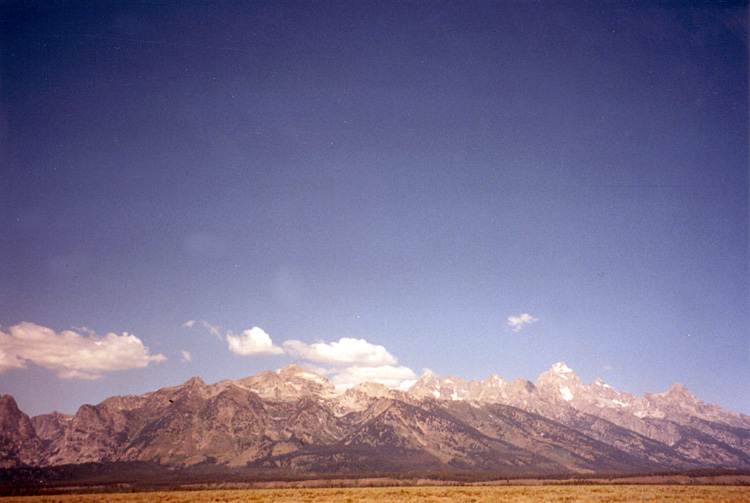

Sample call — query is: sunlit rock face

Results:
[2,364,749,474]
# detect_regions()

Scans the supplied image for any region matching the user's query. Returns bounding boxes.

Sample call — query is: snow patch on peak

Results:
[298,371,327,384]
[552,362,573,374]
[560,386,573,401]
[485,374,506,387]
[279,364,329,384]
[593,378,613,389]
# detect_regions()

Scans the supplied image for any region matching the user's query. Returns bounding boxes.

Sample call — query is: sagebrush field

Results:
[3,485,748,503]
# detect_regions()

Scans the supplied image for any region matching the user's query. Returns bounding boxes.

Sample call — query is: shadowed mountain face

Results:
[2,363,749,474]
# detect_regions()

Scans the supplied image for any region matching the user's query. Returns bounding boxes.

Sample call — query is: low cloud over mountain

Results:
[185,321,419,390]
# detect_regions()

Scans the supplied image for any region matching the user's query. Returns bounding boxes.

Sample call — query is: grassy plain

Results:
[2,485,748,503]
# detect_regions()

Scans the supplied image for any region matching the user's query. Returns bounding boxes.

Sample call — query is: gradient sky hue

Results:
[1,1,747,417]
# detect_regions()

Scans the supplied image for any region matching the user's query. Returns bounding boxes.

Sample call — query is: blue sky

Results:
[1,1,747,417]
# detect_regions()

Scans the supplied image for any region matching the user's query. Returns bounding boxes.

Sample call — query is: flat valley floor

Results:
[3,485,748,502]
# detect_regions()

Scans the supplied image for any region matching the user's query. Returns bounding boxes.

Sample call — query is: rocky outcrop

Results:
[0,395,44,468]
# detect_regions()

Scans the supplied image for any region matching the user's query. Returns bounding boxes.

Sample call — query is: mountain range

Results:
[2,363,749,476]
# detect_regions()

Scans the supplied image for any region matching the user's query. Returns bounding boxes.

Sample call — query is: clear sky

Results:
[1,1,747,418]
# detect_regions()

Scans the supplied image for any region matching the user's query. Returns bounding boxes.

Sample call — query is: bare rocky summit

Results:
[1,363,748,475]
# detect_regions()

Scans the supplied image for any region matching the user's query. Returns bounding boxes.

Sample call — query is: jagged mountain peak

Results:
[148,376,207,398]
[534,363,584,403]
[482,374,508,387]
[235,364,337,401]
[407,373,469,401]
[2,363,749,474]
[511,376,534,387]
[587,378,623,403]
[0,395,22,421]
[0,394,44,468]
[535,362,582,384]
[413,373,468,386]
[547,361,583,378]
[278,364,338,398]
[163,375,209,401]
[410,371,437,383]
[406,372,437,389]
[547,362,582,382]
[643,382,697,404]
[184,376,206,386]
[664,382,694,398]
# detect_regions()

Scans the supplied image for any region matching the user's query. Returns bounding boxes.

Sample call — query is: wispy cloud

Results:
[201,321,223,339]
[184,320,223,340]
[508,313,538,332]
[181,350,192,362]
[0,322,166,379]
[227,327,284,356]
[282,337,398,366]
[183,319,225,341]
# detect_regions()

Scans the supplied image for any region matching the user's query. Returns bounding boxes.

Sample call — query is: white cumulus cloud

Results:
[227,327,284,356]
[281,337,416,390]
[508,313,538,332]
[282,337,398,366]
[329,365,418,390]
[182,320,196,328]
[0,322,166,379]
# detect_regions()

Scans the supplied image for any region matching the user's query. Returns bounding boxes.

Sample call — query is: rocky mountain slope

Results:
[2,363,749,475]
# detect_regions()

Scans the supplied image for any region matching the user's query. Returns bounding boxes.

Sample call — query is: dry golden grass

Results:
[3,485,748,503]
